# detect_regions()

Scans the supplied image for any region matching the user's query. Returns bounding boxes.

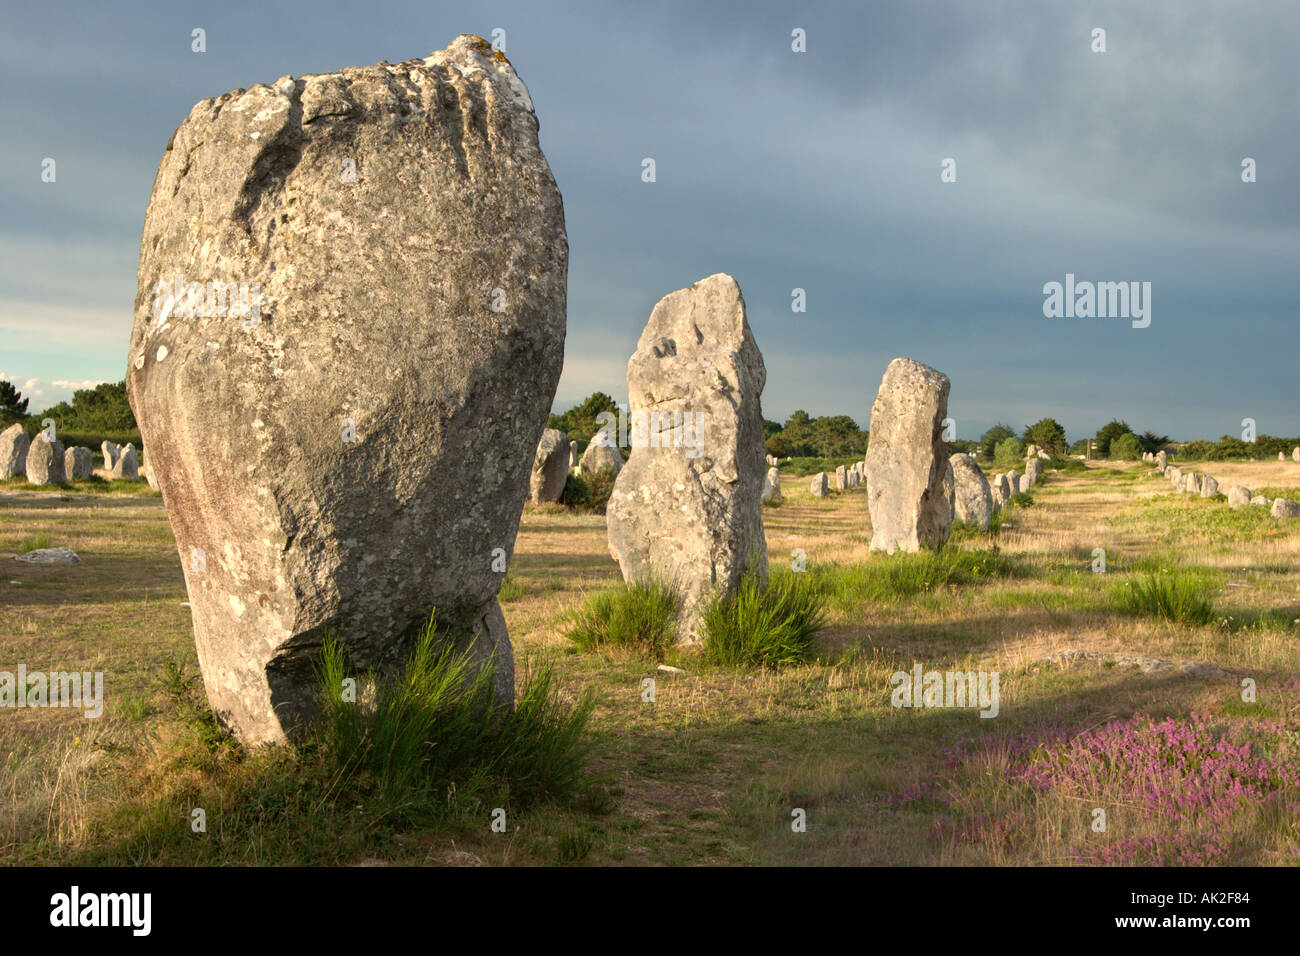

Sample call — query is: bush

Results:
[565,579,681,658]
[1109,433,1143,461]
[700,569,826,667]
[315,614,595,816]
[560,467,618,514]
[1111,571,1217,626]
[993,437,1025,467]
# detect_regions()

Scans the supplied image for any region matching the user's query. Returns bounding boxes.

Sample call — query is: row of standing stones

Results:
[800,360,1052,544]
[1148,450,1300,519]
[117,36,1291,746]
[0,426,149,485]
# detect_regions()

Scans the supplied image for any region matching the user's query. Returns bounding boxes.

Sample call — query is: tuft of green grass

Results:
[1111,570,1218,626]
[316,614,595,817]
[17,532,51,554]
[700,570,826,668]
[564,579,680,658]
[811,548,1024,611]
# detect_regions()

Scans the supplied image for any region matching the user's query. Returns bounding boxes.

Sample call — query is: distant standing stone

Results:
[1025,458,1042,486]
[810,471,828,497]
[834,465,847,491]
[1199,475,1218,498]
[1,424,31,479]
[1293,446,1300,462]
[579,434,624,477]
[101,440,121,472]
[25,436,66,485]
[762,466,782,502]
[1156,450,1167,472]
[950,453,993,531]
[865,357,952,553]
[111,443,139,480]
[529,428,570,504]
[1226,485,1251,508]
[64,446,93,481]
[1271,498,1300,519]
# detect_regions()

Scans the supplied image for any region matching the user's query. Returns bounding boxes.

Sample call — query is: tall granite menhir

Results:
[865,357,953,553]
[606,274,768,643]
[127,36,568,744]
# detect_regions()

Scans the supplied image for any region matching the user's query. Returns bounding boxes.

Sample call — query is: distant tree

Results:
[35,381,135,432]
[548,392,619,445]
[1136,430,1170,455]
[765,434,790,458]
[763,419,783,439]
[1094,419,1133,458]
[770,410,866,458]
[949,439,978,456]
[978,424,1016,459]
[994,436,1026,466]
[1109,432,1143,460]
[1022,418,1068,454]
[0,379,28,425]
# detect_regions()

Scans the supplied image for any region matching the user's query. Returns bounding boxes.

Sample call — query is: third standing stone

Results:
[606,274,768,644]
[25,436,66,485]
[0,424,31,479]
[865,358,953,553]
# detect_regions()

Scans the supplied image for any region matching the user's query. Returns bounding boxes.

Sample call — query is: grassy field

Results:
[2,458,1298,866]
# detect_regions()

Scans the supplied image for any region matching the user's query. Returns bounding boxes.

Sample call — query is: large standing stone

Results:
[1166,466,1181,485]
[1182,473,1200,494]
[1,424,31,478]
[1271,499,1300,519]
[126,37,568,744]
[111,443,139,480]
[762,466,782,502]
[1005,470,1021,497]
[606,274,767,643]
[64,446,93,481]
[810,472,828,497]
[529,428,570,503]
[568,443,579,470]
[578,435,623,477]
[950,453,993,531]
[25,436,66,485]
[1017,473,1032,494]
[1025,458,1042,486]
[1293,447,1300,463]
[1200,475,1219,498]
[1156,450,1167,472]
[1226,485,1251,508]
[834,465,848,491]
[865,358,952,553]
[101,440,121,472]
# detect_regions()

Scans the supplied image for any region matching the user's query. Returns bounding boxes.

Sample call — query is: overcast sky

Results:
[2,0,1296,441]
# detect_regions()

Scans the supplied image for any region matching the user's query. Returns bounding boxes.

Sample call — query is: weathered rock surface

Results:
[1200,475,1219,498]
[950,453,993,531]
[126,36,568,743]
[1182,473,1200,494]
[865,358,952,553]
[101,441,120,471]
[762,466,781,502]
[1250,495,1269,507]
[14,547,80,566]
[810,472,828,497]
[111,443,139,480]
[1025,458,1042,486]
[1293,446,1300,463]
[1272,499,1300,519]
[834,465,847,491]
[606,274,768,643]
[1156,450,1167,472]
[578,435,623,477]
[64,446,93,481]
[1,424,31,479]
[1226,485,1252,508]
[25,437,66,485]
[529,428,570,503]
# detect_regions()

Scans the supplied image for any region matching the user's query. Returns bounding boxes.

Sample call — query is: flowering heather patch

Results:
[891,712,1300,865]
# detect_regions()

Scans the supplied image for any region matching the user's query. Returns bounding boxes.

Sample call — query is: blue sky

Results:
[1,0,1296,442]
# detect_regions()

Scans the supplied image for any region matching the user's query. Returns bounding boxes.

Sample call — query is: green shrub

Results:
[1009,491,1034,507]
[560,467,618,514]
[700,569,826,668]
[565,579,680,658]
[1109,433,1143,461]
[17,532,51,554]
[315,614,595,816]
[1111,570,1217,626]
[811,549,1023,609]
[994,437,1026,467]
